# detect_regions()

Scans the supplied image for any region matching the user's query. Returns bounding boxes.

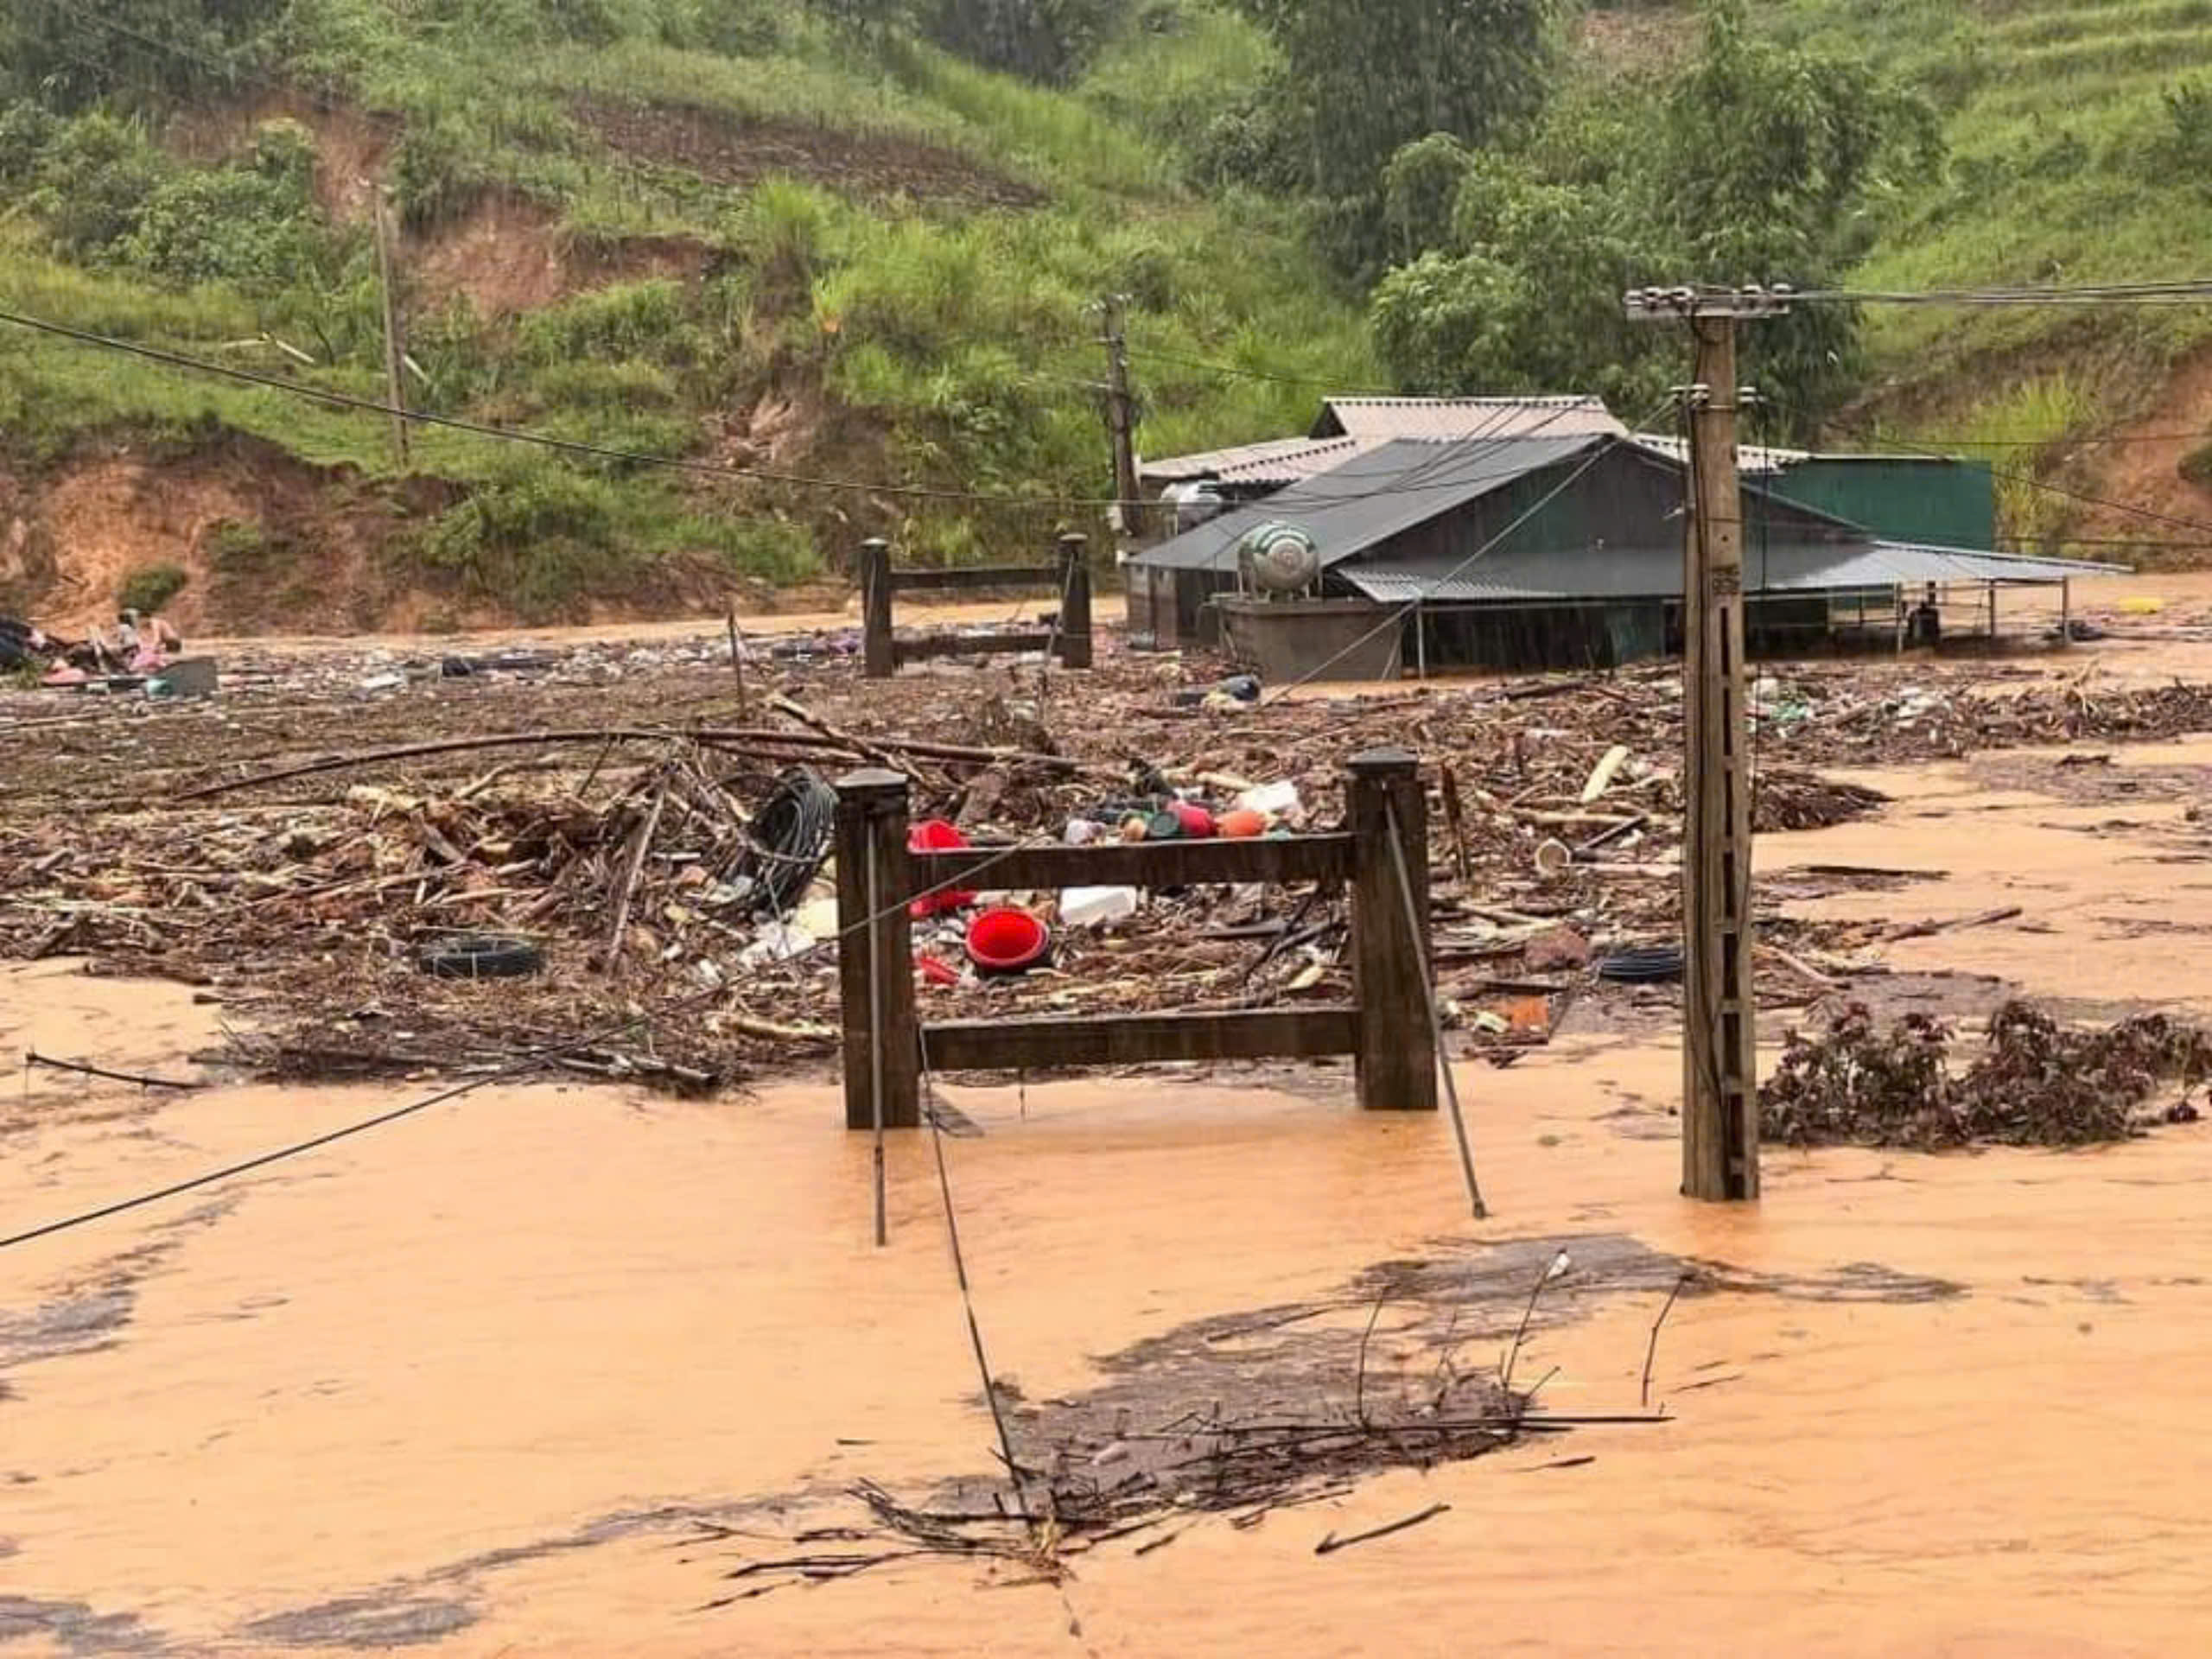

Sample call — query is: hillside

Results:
[1753,0,2212,557]
[0,0,1375,633]
[12,0,2212,638]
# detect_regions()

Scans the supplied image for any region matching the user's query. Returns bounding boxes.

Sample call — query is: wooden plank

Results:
[923,1006,1358,1071]
[911,833,1356,893]
[861,538,894,679]
[1347,747,1437,1111]
[834,767,920,1129]
[1056,534,1093,669]
[893,629,1054,664]
[887,564,1058,593]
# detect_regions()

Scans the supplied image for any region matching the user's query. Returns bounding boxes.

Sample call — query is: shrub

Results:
[118,563,188,615]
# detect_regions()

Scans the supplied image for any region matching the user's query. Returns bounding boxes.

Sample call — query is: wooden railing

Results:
[859,534,1092,678]
[832,748,1435,1127]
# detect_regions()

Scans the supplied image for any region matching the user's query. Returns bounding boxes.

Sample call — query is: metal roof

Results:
[1141,397,1623,489]
[1129,435,1607,573]
[1139,435,1361,488]
[1332,541,2120,605]
[1314,397,1624,442]
[1629,432,1805,474]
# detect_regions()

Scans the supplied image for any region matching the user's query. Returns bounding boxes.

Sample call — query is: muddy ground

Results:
[7,576,2212,1653]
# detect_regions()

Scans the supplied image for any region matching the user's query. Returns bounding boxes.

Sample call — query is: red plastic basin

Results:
[907,818,977,917]
[965,907,1051,975]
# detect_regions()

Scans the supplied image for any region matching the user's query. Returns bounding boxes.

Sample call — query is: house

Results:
[1125,429,2108,675]
[1630,434,1999,550]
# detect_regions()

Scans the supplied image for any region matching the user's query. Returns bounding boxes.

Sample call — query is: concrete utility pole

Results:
[371,183,410,469]
[1624,284,1791,1202]
[1096,294,1142,540]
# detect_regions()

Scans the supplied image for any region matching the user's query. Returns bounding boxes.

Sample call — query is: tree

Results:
[1368,0,1941,433]
[921,0,1126,84]
[1235,0,1557,197]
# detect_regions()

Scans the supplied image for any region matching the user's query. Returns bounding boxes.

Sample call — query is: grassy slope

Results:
[1759,0,2212,420]
[0,2,1377,619]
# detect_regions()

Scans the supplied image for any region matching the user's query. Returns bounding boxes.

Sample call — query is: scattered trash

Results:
[965,907,1051,976]
[1167,800,1216,838]
[1595,944,1684,984]
[417,934,545,979]
[1534,837,1573,879]
[744,768,838,917]
[359,673,406,694]
[741,919,817,964]
[1235,780,1301,820]
[1060,886,1139,929]
[1523,925,1592,974]
[907,818,978,917]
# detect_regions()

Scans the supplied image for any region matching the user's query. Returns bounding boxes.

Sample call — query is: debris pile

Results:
[1761,1001,2212,1150]
[7,636,2207,1088]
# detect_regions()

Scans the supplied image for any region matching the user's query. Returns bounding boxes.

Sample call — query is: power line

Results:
[1645,280,2212,309]
[0,305,1106,509]
[0,302,1627,524]
[1124,346,1394,397]
[0,981,726,1254]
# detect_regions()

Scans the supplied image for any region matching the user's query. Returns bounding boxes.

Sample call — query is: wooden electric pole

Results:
[1096,294,1142,539]
[371,184,410,470]
[1625,285,1790,1201]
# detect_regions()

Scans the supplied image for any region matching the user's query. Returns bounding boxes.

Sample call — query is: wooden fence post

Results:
[861,537,894,679]
[1056,532,1093,670]
[1346,747,1436,1112]
[834,767,920,1129]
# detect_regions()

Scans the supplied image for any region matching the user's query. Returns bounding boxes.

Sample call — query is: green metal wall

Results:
[1767,457,1997,550]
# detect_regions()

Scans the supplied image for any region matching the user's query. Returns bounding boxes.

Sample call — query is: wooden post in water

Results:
[834,768,919,1130]
[861,538,894,680]
[1680,316,1760,1201]
[1346,747,1436,1112]
[1056,533,1094,670]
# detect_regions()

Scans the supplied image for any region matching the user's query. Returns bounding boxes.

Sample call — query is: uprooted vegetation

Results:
[1761,1001,2212,1151]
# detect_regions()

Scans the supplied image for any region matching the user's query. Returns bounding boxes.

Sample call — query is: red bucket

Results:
[965,907,1051,975]
[907,819,976,917]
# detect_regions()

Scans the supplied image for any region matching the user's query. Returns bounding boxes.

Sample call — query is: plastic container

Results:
[1145,810,1185,841]
[1235,781,1301,818]
[1167,800,1216,838]
[965,907,1051,974]
[907,819,976,918]
[1060,886,1139,928]
[1218,808,1267,839]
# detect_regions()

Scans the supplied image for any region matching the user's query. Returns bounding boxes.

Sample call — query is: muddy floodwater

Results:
[10,677,2212,1651]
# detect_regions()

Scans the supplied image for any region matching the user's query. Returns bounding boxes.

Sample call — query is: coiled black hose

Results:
[1596,944,1685,984]
[741,766,838,915]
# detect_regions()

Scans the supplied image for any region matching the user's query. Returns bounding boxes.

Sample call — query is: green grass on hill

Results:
[1760,0,2212,416]
[0,0,1377,620]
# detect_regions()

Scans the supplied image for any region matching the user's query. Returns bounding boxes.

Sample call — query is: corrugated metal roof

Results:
[1333,541,2120,605]
[1129,435,1606,573]
[1315,397,1624,442]
[1141,397,1624,489]
[1764,542,2120,588]
[1629,432,1805,474]
[1139,435,1361,488]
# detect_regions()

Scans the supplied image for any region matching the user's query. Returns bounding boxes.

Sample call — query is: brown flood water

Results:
[7,748,2212,1655]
